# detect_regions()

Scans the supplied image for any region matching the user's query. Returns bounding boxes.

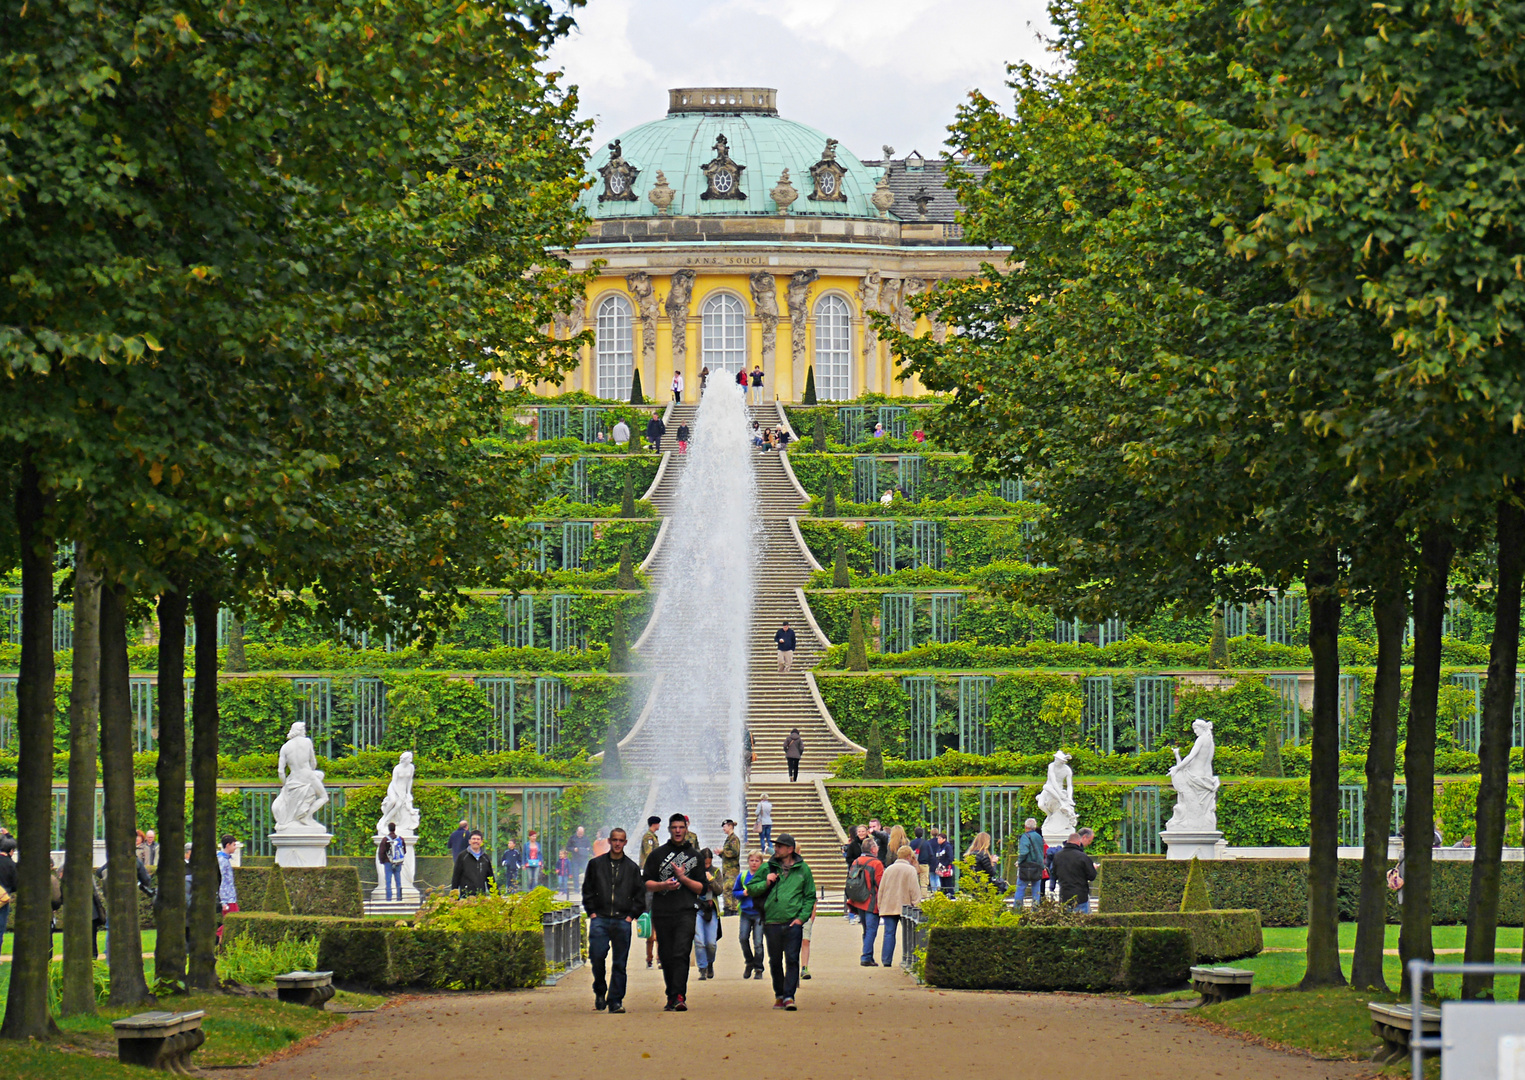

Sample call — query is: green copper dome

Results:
[581,88,885,221]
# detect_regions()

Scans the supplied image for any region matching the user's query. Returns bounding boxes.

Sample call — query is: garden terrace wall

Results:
[923,926,1191,991]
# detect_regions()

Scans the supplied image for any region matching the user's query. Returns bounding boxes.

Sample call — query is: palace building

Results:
[540,87,993,403]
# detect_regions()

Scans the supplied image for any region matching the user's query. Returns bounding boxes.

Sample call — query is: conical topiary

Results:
[832,541,850,588]
[1180,855,1212,912]
[813,409,827,451]
[600,720,624,779]
[864,718,885,778]
[847,607,868,671]
[616,542,639,590]
[1209,606,1228,668]
[802,366,818,405]
[1260,709,1285,777]
[607,606,629,672]
[224,616,247,672]
[629,368,644,404]
[823,471,837,516]
[621,465,636,517]
[263,865,293,915]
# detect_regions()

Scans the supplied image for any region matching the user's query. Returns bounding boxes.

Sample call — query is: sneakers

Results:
[801,967,811,980]
[608,1003,626,1014]
[647,959,654,969]
[594,995,607,1011]
[860,959,877,967]
[783,998,797,1011]
[774,998,785,1009]
[673,996,687,1012]
[663,1000,676,1012]
[706,966,715,980]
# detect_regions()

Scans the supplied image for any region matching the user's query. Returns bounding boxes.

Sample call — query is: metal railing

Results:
[900,904,926,981]
[541,906,585,983]
[1406,959,1525,1080]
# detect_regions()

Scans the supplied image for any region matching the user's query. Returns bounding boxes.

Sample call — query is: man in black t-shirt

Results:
[642,813,707,1011]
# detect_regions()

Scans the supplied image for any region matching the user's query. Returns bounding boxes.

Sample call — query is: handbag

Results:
[1018,864,1043,883]
[1386,867,1404,891]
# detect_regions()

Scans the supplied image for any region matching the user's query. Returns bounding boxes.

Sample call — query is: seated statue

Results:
[1165,718,1221,832]
[272,722,328,833]
[1036,750,1077,835]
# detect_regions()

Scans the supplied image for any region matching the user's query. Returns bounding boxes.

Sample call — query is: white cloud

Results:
[549,0,1053,158]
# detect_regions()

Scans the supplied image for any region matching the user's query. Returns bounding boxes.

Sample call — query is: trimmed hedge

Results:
[923,926,1191,992]
[1097,858,1522,927]
[222,912,370,946]
[233,865,362,917]
[1090,910,1262,963]
[317,926,545,990]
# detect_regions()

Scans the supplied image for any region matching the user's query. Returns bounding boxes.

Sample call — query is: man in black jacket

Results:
[644,412,666,453]
[1051,829,1098,911]
[451,830,493,896]
[643,813,707,1011]
[446,820,470,860]
[582,827,645,1013]
[774,620,797,673]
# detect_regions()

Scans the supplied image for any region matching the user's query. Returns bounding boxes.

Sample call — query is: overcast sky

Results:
[549,0,1055,161]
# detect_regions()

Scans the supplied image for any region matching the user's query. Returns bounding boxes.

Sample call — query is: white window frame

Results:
[813,294,853,401]
[595,293,633,401]
[700,292,748,376]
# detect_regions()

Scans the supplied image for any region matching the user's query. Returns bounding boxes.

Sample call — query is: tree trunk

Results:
[100,582,153,1006]
[0,459,57,1040]
[1302,548,1346,988]
[1401,526,1454,995]
[1462,491,1525,999]
[152,587,189,991]
[187,592,222,989]
[60,542,102,1017]
[1351,588,1406,991]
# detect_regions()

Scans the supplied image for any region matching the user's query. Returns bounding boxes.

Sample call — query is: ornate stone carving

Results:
[647,170,675,214]
[770,170,798,214]
[665,269,696,371]
[808,139,848,202]
[626,272,658,386]
[597,139,640,203]
[857,271,884,389]
[912,186,934,219]
[552,299,585,341]
[870,173,895,217]
[749,272,779,379]
[700,134,747,200]
[787,269,819,390]
[898,278,927,336]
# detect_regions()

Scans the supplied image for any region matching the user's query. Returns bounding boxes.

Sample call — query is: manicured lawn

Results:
[1,932,157,959]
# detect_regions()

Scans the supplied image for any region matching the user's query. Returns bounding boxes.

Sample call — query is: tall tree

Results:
[59,544,103,1016]
[153,586,190,990]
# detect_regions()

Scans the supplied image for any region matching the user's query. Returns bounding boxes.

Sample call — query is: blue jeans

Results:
[525,867,541,890]
[763,922,802,1000]
[878,914,901,965]
[860,910,882,962]
[588,916,632,1007]
[694,911,718,968]
[739,911,764,969]
[1014,873,1042,906]
[383,862,402,901]
[758,825,772,852]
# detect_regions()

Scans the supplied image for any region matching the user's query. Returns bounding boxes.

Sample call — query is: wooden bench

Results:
[275,970,336,1009]
[1190,965,1255,1005]
[112,1010,206,1071]
[1368,1002,1441,1065]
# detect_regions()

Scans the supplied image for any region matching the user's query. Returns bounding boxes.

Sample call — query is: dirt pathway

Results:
[251,918,1372,1080]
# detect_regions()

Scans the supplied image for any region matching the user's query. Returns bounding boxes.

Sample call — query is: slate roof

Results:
[859,152,984,225]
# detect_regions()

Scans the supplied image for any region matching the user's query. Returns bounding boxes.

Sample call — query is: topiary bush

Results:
[318,926,546,990]
[280,866,364,917]
[1180,856,1211,911]
[923,925,1191,991]
[1090,909,1262,963]
[221,912,370,948]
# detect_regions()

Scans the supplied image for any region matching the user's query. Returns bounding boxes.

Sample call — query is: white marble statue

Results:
[376,751,419,835]
[271,722,329,833]
[1166,718,1221,832]
[1036,751,1077,839]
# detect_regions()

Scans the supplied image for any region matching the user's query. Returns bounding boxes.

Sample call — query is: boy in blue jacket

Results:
[732,850,766,980]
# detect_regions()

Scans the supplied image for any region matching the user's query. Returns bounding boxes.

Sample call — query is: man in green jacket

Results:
[745,833,815,1010]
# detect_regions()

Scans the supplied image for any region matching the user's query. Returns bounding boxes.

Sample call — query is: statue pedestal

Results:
[272,831,331,868]
[1161,829,1225,861]
[1041,815,1076,848]
[370,834,420,904]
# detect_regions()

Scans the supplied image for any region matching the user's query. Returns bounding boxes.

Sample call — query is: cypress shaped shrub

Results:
[629,369,644,405]
[1180,856,1211,911]
[263,866,293,915]
[616,542,639,589]
[1260,709,1284,777]
[846,608,868,671]
[813,410,827,449]
[823,471,837,516]
[1091,910,1262,963]
[864,719,885,779]
[803,366,818,405]
[621,467,636,517]
[607,606,629,673]
[832,541,850,588]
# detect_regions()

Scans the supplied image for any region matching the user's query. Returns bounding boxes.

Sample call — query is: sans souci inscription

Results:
[676,255,770,266]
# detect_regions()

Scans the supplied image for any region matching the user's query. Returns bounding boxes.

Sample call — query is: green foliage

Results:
[1174,678,1281,750]
[263,867,293,916]
[600,719,623,779]
[1091,910,1262,964]
[1260,711,1285,778]
[413,885,566,933]
[923,926,1191,991]
[629,369,644,405]
[1180,857,1211,912]
[1038,689,1083,747]
[217,933,319,986]
[803,365,817,405]
[607,606,629,672]
[220,913,370,948]
[621,468,636,518]
[1209,610,1228,668]
[318,926,546,990]
[846,608,868,671]
[281,867,364,918]
[337,784,461,858]
[823,471,837,517]
[863,719,885,779]
[616,543,638,589]
[832,542,850,588]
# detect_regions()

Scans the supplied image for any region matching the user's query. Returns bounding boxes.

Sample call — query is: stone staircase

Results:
[623,399,858,893]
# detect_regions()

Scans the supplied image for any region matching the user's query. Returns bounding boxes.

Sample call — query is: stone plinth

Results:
[370,834,420,903]
[1161,829,1225,861]
[271,831,331,868]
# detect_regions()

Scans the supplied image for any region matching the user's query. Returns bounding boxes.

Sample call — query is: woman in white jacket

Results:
[874,845,923,967]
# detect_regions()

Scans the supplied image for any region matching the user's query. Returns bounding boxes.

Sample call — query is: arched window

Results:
[701,293,747,376]
[813,294,852,400]
[595,293,633,401]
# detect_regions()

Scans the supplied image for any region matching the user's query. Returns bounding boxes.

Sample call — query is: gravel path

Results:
[250,917,1373,1080]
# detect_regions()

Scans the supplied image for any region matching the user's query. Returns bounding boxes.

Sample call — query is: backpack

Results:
[844,859,873,905]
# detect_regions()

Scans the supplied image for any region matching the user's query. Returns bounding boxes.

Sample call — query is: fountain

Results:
[633,381,759,843]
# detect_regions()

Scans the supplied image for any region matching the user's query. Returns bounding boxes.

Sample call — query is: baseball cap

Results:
[774,833,798,849]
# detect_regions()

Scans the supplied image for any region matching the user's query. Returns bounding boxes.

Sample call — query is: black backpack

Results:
[845,859,874,905]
